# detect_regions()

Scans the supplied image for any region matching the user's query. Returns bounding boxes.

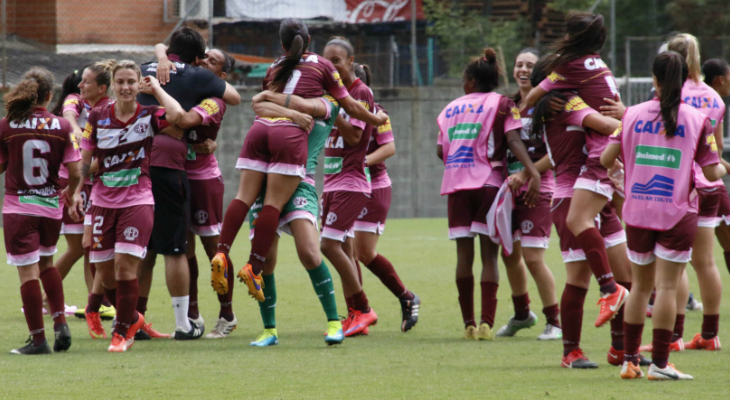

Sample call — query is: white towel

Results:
[486,181,514,256]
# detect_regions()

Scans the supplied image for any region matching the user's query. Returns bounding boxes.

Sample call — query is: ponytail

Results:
[464,47,500,93]
[354,63,372,86]
[652,51,688,139]
[271,18,310,92]
[4,67,55,124]
[668,33,701,83]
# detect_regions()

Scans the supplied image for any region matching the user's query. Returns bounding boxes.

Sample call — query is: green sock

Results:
[258,273,276,329]
[308,261,339,321]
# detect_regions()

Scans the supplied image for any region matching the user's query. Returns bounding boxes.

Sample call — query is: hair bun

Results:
[483,48,497,63]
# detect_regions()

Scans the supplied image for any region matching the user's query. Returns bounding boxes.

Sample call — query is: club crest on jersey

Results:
[124,227,139,241]
[133,123,149,134]
[293,197,308,208]
[195,210,209,224]
[9,117,61,130]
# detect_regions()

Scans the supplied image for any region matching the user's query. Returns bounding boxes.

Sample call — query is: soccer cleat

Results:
[99,304,116,320]
[647,363,693,381]
[620,361,644,379]
[607,347,653,366]
[85,311,107,339]
[686,293,703,311]
[561,349,598,369]
[477,322,495,340]
[206,316,238,339]
[210,252,230,295]
[344,308,378,337]
[124,312,146,349]
[537,324,563,340]
[595,284,629,327]
[107,333,128,353]
[172,318,204,340]
[464,325,478,340]
[53,323,72,352]
[237,263,265,302]
[685,333,721,350]
[400,293,420,332]
[325,321,344,345]
[250,329,279,347]
[341,311,353,333]
[190,315,205,335]
[134,329,151,341]
[143,322,171,339]
[74,307,86,319]
[64,304,78,316]
[640,338,685,353]
[646,304,653,318]
[496,311,538,337]
[10,337,52,355]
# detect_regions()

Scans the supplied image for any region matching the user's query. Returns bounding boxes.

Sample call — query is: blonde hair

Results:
[86,59,117,95]
[667,33,701,83]
[112,60,141,81]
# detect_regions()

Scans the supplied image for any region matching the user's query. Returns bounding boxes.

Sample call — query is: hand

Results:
[523,175,541,208]
[507,170,529,194]
[600,94,626,119]
[550,97,566,114]
[67,192,85,222]
[72,126,83,143]
[608,159,625,191]
[192,139,217,155]
[161,125,184,140]
[291,111,314,132]
[376,110,389,125]
[139,76,161,95]
[252,90,272,105]
[156,59,177,85]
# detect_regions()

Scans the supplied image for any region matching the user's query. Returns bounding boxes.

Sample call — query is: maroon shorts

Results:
[189,176,224,237]
[551,197,626,263]
[58,178,92,235]
[697,187,723,228]
[574,157,615,200]
[354,186,392,235]
[3,214,62,266]
[447,186,499,239]
[718,188,730,226]
[236,120,307,178]
[625,213,698,265]
[84,205,154,263]
[320,191,371,242]
[513,191,553,248]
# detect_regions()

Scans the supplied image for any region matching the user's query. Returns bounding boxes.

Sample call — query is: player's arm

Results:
[436,144,443,161]
[601,143,622,170]
[222,82,241,106]
[155,43,176,85]
[176,109,205,130]
[583,113,621,136]
[366,142,395,166]
[252,101,314,132]
[523,86,548,110]
[140,76,185,125]
[253,90,328,118]
[334,114,363,146]
[338,95,388,126]
[63,111,83,141]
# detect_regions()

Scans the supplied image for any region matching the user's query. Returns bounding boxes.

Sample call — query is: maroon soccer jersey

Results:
[323,78,374,193]
[367,103,394,190]
[263,52,349,100]
[81,103,163,209]
[539,54,620,111]
[186,97,226,180]
[0,108,80,218]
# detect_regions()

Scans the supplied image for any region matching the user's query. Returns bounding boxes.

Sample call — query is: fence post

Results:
[625,38,631,106]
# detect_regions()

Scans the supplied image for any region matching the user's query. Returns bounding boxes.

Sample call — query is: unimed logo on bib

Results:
[635,145,681,169]
[447,123,481,141]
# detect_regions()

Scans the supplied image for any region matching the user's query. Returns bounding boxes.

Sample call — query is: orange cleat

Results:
[685,333,721,350]
[620,361,644,379]
[595,284,629,328]
[237,263,265,302]
[86,311,107,339]
[107,333,128,353]
[639,338,684,353]
[141,323,170,339]
[211,252,231,295]
[344,308,378,337]
[124,312,146,349]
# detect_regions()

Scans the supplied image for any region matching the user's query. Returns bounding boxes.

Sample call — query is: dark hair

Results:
[51,66,87,115]
[544,12,607,72]
[167,27,207,65]
[702,58,730,86]
[464,48,500,93]
[510,47,542,103]
[326,36,354,57]
[653,51,688,139]
[530,55,564,140]
[219,50,236,74]
[4,67,55,123]
[353,63,372,86]
[270,18,310,92]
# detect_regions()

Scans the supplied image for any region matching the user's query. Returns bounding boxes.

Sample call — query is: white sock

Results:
[171,296,192,331]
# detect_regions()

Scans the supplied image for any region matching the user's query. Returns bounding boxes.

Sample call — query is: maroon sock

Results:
[724,251,730,275]
[456,276,475,328]
[136,296,148,315]
[623,322,644,365]
[576,228,617,294]
[113,279,139,338]
[217,255,235,322]
[21,280,46,346]
[39,267,66,328]
[480,281,499,328]
[248,205,281,275]
[701,314,720,339]
[87,293,104,313]
[672,314,685,342]
[561,284,588,356]
[217,199,250,254]
[351,290,370,313]
[652,328,673,369]
[103,287,117,309]
[610,281,631,350]
[101,297,112,307]
[187,256,199,319]
[543,304,560,328]
[512,293,530,321]
[365,254,408,299]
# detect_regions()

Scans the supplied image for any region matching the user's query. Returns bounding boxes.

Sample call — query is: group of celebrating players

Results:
[2,10,729,381]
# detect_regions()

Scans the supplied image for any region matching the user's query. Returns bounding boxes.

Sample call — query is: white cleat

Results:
[496,311,538,337]
[64,304,78,315]
[647,363,693,381]
[537,323,563,340]
[205,315,238,339]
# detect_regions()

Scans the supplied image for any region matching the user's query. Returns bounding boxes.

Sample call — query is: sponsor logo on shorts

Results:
[631,174,674,198]
[293,197,308,208]
[521,220,534,234]
[196,210,209,224]
[634,145,681,169]
[359,207,368,219]
[124,227,139,241]
[445,146,475,168]
[326,212,338,225]
[447,123,482,141]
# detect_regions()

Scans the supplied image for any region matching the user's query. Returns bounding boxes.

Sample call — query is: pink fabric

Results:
[186,154,221,180]
[60,95,111,181]
[616,99,719,230]
[368,103,394,190]
[263,52,349,100]
[486,181,514,255]
[2,195,63,219]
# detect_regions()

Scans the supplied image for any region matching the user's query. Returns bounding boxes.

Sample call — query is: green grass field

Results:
[0,218,728,399]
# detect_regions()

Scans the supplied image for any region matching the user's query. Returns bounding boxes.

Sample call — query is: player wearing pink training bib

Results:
[602,52,726,381]
[524,12,628,328]
[79,61,185,353]
[437,48,539,341]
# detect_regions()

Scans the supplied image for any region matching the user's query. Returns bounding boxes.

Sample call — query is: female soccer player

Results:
[496,48,560,340]
[2,67,81,355]
[351,63,420,333]
[79,61,185,352]
[524,11,629,327]
[438,48,540,340]
[603,51,725,380]
[210,19,387,304]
